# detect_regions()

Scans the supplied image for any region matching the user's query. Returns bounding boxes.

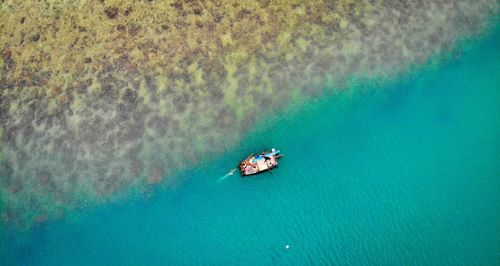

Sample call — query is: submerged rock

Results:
[124,7,132,16]
[2,47,11,60]
[104,7,119,19]
[30,33,40,42]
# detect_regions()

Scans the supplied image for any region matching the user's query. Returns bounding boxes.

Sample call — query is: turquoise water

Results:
[2,24,500,265]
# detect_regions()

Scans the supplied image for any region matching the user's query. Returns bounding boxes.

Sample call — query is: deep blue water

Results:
[2,24,500,265]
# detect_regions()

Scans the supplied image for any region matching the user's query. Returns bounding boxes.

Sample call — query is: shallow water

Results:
[2,19,499,265]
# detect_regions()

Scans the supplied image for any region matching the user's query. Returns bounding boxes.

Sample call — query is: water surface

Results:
[2,21,499,265]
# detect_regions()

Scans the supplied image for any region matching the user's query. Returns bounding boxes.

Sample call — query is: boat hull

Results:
[239,164,278,176]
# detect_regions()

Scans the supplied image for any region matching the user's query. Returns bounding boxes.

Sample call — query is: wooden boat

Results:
[239,148,283,176]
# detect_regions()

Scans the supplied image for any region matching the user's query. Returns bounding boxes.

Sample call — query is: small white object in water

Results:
[285,244,290,249]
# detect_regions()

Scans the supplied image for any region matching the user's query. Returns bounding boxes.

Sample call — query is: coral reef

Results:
[0,0,497,227]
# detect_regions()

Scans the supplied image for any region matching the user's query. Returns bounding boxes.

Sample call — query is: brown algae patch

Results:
[0,0,497,227]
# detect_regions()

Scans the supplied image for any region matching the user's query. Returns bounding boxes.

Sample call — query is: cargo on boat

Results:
[239,148,283,176]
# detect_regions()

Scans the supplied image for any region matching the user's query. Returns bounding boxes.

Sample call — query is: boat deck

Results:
[239,149,281,176]
[256,159,269,171]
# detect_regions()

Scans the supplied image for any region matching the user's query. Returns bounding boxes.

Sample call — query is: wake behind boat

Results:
[239,148,283,176]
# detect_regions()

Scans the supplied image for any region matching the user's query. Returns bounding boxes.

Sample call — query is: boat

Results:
[239,148,283,176]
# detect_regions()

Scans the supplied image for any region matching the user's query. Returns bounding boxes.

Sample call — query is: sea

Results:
[1,19,499,266]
